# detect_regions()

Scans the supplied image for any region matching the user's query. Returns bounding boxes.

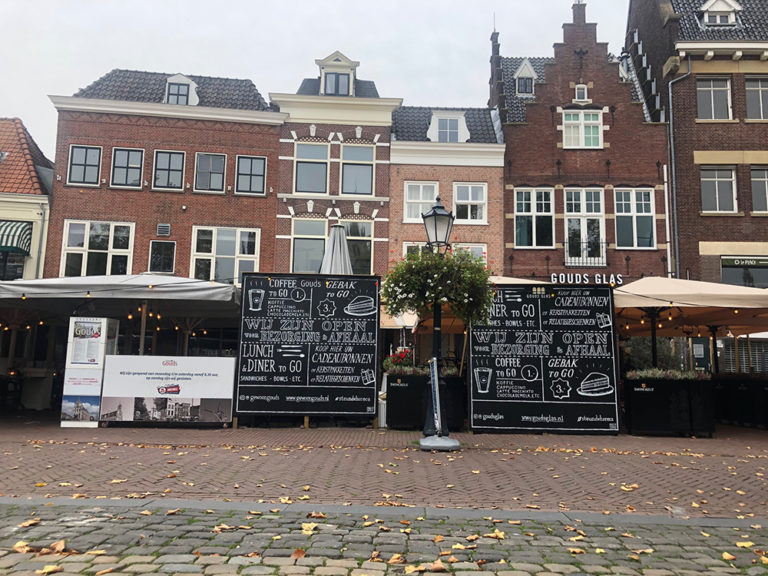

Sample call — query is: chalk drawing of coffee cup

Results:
[248,288,266,312]
[474,367,493,394]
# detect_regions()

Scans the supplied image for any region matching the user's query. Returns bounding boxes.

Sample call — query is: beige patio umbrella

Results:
[613,276,768,368]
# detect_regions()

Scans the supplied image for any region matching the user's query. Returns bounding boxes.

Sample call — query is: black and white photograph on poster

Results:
[237,273,380,415]
[130,397,234,423]
[470,285,619,433]
[60,395,101,422]
[99,397,133,422]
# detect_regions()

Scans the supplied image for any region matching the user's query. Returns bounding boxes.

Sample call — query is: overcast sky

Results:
[0,0,629,161]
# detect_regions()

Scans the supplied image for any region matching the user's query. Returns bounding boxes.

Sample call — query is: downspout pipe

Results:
[668,55,692,279]
[35,202,47,279]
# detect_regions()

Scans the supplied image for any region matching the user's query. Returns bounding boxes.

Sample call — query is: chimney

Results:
[573,0,586,25]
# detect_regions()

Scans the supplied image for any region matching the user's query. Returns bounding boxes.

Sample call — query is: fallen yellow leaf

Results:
[35,566,62,575]
[568,548,585,555]
[94,569,115,576]
[18,518,41,527]
[433,534,444,543]
[290,549,306,560]
[723,552,736,561]
[736,541,754,548]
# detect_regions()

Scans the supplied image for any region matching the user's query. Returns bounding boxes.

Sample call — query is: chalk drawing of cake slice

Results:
[577,372,614,396]
[344,295,377,316]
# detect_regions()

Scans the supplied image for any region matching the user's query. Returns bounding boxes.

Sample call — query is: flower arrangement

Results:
[381,249,494,327]
[382,349,428,375]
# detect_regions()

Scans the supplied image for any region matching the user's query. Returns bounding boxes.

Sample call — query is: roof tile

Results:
[0,118,52,196]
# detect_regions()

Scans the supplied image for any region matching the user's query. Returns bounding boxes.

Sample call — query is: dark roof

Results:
[499,55,644,122]
[0,118,52,195]
[671,0,768,41]
[500,57,554,98]
[74,69,270,111]
[296,77,380,98]
[391,107,500,143]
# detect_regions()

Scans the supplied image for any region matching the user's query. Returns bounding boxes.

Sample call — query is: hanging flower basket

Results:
[381,249,495,327]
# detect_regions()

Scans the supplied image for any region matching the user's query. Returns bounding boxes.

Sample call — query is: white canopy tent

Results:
[0,273,239,357]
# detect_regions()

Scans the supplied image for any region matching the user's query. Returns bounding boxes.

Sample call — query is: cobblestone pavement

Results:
[0,500,766,576]
[0,418,767,575]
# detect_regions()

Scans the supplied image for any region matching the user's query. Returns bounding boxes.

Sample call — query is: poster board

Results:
[61,317,119,427]
[101,355,235,423]
[470,285,619,433]
[236,273,379,415]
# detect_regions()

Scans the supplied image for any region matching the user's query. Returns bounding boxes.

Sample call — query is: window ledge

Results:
[279,193,390,202]
[455,221,489,226]
[192,190,226,195]
[700,211,744,216]
[744,119,768,123]
[151,188,184,193]
[65,183,101,188]
[695,119,739,124]
[512,246,558,250]
[109,185,143,191]
[234,191,267,197]
[562,147,604,151]
[613,247,659,251]
[749,211,768,216]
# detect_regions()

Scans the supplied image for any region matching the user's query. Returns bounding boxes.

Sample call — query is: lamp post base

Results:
[419,435,460,452]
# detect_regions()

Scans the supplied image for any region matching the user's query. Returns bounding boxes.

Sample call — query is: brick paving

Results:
[0,416,766,575]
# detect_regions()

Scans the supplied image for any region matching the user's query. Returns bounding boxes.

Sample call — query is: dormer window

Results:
[439,118,459,142]
[427,112,470,143]
[164,74,199,106]
[700,0,741,27]
[325,72,350,96]
[513,58,538,97]
[517,77,534,94]
[167,83,189,105]
[575,84,589,102]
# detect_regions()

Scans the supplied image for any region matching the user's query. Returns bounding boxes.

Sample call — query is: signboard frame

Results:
[469,285,619,433]
[236,272,380,416]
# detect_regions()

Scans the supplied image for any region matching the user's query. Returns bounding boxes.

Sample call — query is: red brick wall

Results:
[275,122,391,277]
[498,8,670,283]
[669,68,768,281]
[47,111,281,278]
[388,163,505,274]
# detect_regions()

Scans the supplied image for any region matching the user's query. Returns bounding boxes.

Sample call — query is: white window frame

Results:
[152,150,186,191]
[697,78,732,120]
[194,152,227,194]
[454,243,487,263]
[453,183,488,225]
[235,155,267,195]
[751,167,768,212]
[339,220,374,275]
[700,167,737,213]
[190,226,260,286]
[517,77,534,95]
[294,143,329,195]
[746,77,768,120]
[148,240,176,274]
[402,241,427,257]
[514,188,555,249]
[614,188,656,249]
[291,218,327,273]
[705,11,736,25]
[60,220,134,277]
[67,145,102,186]
[564,188,606,266]
[340,144,374,196]
[110,147,144,189]
[404,181,438,223]
[574,84,590,103]
[562,110,603,149]
[324,72,351,96]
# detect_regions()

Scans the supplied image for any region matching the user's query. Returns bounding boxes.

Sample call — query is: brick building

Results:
[0,118,52,280]
[389,106,505,269]
[628,0,768,286]
[48,69,286,282]
[269,52,402,276]
[490,2,670,285]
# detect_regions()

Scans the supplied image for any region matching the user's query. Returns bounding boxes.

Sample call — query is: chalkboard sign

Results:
[236,273,379,415]
[470,285,619,433]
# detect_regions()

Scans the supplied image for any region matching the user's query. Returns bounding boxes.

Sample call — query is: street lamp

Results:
[420,197,459,451]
